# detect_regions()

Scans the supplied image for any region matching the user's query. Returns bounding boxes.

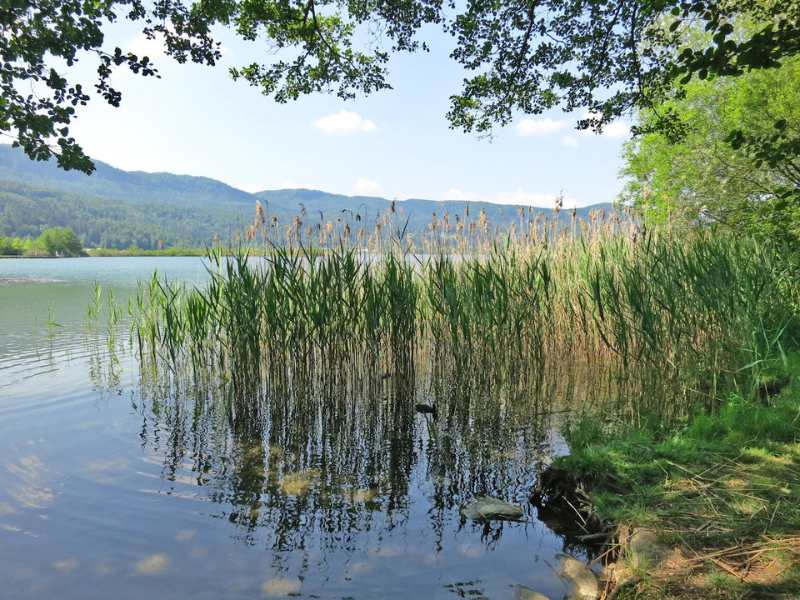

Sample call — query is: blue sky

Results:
[57,21,631,207]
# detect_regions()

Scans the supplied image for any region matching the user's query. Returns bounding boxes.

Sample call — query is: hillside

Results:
[0,145,613,249]
[0,179,254,248]
[0,145,254,207]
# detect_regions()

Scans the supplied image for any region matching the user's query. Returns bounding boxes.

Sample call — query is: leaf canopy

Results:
[2,0,798,172]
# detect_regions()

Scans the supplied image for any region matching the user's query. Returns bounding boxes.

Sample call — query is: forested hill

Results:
[0,145,613,249]
[0,144,254,207]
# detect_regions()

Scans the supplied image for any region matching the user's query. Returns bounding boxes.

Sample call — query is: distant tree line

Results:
[0,174,605,250]
[1,227,85,257]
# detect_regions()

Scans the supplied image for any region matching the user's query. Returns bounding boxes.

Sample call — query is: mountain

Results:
[0,145,254,207]
[0,145,613,249]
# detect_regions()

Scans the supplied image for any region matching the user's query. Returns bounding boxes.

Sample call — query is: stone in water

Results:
[558,556,599,600]
[513,585,550,600]
[461,496,524,521]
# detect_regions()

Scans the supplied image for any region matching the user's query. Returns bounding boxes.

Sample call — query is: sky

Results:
[36,21,632,208]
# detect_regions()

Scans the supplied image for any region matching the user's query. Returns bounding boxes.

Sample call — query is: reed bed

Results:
[126,206,799,426]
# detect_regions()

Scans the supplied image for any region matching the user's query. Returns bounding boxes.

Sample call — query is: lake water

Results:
[0,257,583,600]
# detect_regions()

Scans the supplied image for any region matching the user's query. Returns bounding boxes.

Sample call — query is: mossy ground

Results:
[557,361,800,599]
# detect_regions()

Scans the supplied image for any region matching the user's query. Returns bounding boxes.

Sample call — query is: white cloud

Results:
[313,111,377,135]
[578,121,630,139]
[601,121,630,138]
[353,177,381,195]
[442,188,478,201]
[516,118,567,137]
[560,136,579,148]
[490,191,566,207]
[516,112,629,141]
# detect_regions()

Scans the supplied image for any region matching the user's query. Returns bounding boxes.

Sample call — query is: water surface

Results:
[0,258,581,600]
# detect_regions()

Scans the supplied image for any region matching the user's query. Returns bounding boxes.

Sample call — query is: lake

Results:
[0,257,584,600]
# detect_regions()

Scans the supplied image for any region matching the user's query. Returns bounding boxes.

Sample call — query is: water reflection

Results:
[0,351,577,599]
[0,258,586,600]
[133,372,568,592]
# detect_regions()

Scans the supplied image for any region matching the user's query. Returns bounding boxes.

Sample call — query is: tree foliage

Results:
[35,225,84,255]
[2,0,798,172]
[0,234,31,256]
[622,54,800,248]
[1,226,84,256]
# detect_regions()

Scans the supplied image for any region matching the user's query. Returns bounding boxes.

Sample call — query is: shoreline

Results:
[536,380,800,599]
[1,248,330,258]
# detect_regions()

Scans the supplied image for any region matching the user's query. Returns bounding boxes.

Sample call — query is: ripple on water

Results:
[0,290,580,600]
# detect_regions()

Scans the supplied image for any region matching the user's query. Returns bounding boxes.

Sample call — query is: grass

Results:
[558,360,800,599]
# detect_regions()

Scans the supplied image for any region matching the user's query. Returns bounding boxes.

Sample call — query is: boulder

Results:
[460,496,524,521]
[513,585,550,600]
[559,556,599,600]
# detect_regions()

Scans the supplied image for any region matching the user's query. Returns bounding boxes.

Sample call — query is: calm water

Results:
[0,257,580,600]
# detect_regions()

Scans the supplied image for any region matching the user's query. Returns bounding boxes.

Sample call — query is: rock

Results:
[559,556,599,600]
[628,528,667,569]
[460,496,524,521]
[513,585,550,600]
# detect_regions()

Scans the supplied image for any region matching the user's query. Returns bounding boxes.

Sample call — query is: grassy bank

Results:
[557,361,800,598]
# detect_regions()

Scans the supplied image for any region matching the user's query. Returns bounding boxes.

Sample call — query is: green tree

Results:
[0,235,29,256]
[621,54,800,247]
[2,0,798,173]
[34,227,85,256]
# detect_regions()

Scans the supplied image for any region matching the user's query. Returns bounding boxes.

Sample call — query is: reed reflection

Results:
[135,371,557,560]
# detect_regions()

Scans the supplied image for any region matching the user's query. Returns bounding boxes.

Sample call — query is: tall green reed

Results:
[128,231,799,426]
